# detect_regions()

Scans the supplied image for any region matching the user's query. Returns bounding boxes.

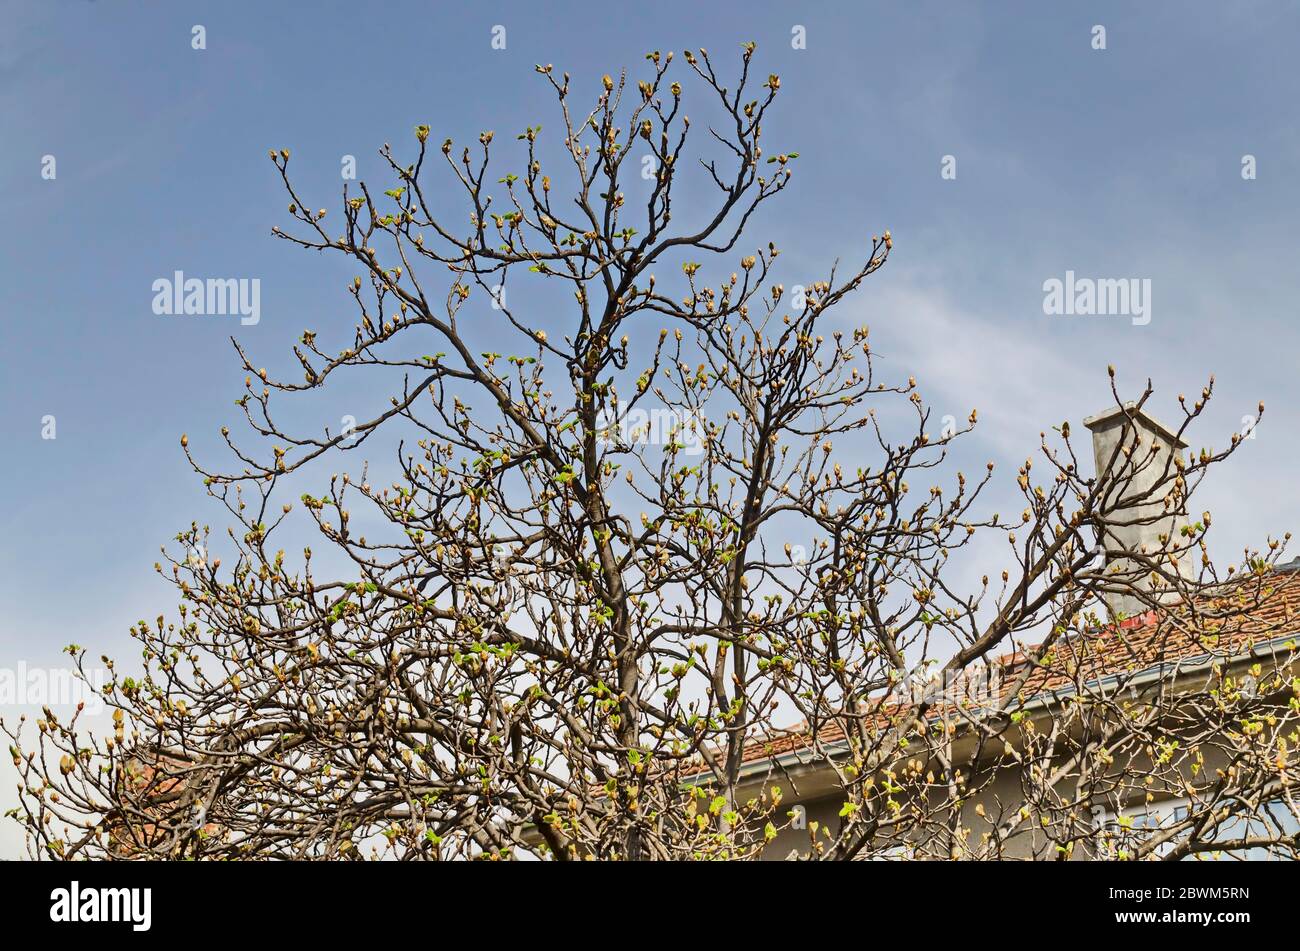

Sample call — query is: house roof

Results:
[736,565,1300,769]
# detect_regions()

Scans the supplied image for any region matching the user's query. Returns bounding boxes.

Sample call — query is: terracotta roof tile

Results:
[739,569,1300,768]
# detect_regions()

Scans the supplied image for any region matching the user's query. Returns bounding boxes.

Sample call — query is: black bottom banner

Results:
[0,858,1271,940]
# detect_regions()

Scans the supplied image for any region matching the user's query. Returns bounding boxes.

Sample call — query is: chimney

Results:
[1083,403,1193,618]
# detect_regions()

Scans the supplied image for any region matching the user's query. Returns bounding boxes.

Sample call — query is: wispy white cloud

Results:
[846,272,1096,459]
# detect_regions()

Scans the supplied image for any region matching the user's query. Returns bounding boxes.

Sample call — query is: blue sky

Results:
[4,0,1300,855]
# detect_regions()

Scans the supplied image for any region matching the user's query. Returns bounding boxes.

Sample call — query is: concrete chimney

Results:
[1083,403,1193,618]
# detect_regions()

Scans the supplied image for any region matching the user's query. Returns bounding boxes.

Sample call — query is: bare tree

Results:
[7,47,1299,861]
